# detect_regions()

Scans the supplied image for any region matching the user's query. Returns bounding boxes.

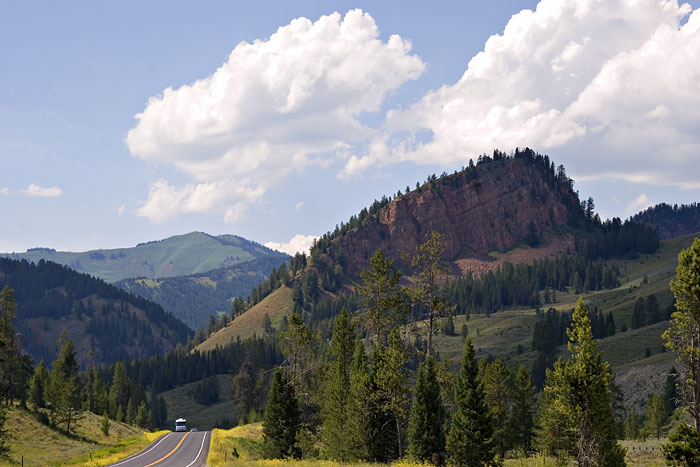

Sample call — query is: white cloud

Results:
[295,201,304,211]
[0,187,8,196]
[127,9,424,223]
[21,184,63,197]
[345,0,700,191]
[117,204,126,216]
[265,234,318,256]
[627,193,654,215]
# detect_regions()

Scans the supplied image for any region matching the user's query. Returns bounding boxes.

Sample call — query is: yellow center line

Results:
[144,431,190,467]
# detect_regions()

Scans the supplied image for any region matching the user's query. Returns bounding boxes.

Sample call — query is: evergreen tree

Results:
[357,249,406,344]
[262,368,300,459]
[374,329,409,459]
[233,360,257,425]
[136,400,155,430]
[29,359,48,409]
[0,285,18,405]
[446,338,495,466]
[407,355,445,462]
[47,338,83,433]
[407,231,454,356]
[345,339,379,461]
[109,361,129,419]
[663,423,700,466]
[101,411,110,437]
[482,359,513,458]
[645,393,667,440]
[663,238,700,430]
[624,410,641,440]
[537,298,625,466]
[511,365,536,454]
[320,309,355,460]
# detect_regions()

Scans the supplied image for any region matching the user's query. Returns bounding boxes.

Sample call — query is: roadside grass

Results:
[2,404,158,467]
[160,374,236,430]
[60,430,170,467]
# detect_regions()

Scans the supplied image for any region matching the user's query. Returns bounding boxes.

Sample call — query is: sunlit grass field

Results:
[3,404,166,467]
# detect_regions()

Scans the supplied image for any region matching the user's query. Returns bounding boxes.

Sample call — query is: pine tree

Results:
[262,368,300,459]
[0,404,7,458]
[345,339,379,461]
[663,423,700,466]
[47,338,83,433]
[645,393,667,440]
[407,355,445,461]
[101,411,110,437]
[29,359,48,409]
[482,358,513,458]
[537,298,625,466]
[663,238,700,430]
[0,285,18,405]
[357,249,407,344]
[109,361,129,419]
[407,231,455,356]
[136,400,155,430]
[320,309,355,460]
[374,329,409,460]
[446,338,495,466]
[665,367,680,416]
[511,365,536,454]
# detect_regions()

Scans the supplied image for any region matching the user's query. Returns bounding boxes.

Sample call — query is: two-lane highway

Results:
[108,430,209,467]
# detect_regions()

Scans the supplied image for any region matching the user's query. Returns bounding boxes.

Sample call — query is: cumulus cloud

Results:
[21,184,63,197]
[346,0,700,190]
[627,194,654,215]
[127,9,424,223]
[265,234,318,256]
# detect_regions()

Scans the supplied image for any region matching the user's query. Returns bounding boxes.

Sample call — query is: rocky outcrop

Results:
[327,157,580,276]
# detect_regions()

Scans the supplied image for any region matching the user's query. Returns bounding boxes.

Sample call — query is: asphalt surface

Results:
[107,431,210,467]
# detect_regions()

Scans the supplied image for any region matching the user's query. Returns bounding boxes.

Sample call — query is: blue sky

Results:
[2,0,699,255]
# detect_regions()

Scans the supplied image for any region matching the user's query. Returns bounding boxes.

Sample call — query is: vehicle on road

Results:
[175,417,186,432]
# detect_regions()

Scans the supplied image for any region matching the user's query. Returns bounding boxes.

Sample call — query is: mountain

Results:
[116,256,287,330]
[631,202,700,240]
[0,257,192,366]
[3,231,288,283]
[314,150,582,278]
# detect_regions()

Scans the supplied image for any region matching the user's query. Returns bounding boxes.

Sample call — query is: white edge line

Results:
[110,432,174,466]
[184,431,209,467]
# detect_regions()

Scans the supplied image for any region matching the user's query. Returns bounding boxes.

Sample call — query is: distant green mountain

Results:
[2,231,288,283]
[116,256,287,330]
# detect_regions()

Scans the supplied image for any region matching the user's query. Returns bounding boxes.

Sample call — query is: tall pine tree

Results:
[262,368,300,459]
[320,309,355,460]
[483,358,513,458]
[407,355,445,462]
[510,365,536,454]
[537,298,625,466]
[446,338,495,466]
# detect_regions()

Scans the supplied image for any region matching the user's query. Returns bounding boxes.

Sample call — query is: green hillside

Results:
[116,256,286,330]
[3,231,288,283]
[3,405,162,467]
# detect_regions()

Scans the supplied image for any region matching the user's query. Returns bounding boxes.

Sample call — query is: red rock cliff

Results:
[324,157,581,276]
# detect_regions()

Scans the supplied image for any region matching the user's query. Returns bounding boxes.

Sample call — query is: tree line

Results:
[258,233,627,465]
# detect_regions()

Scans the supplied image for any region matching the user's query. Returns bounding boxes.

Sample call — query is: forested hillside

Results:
[2,231,288,283]
[0,257,192,365]
[116,256,287,330]
[631,202,700,240]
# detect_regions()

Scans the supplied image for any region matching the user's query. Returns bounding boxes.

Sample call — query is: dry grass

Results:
[196,285,294,352]
[2,405,164,467]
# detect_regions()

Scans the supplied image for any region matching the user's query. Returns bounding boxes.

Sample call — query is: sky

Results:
[2,0,699,255]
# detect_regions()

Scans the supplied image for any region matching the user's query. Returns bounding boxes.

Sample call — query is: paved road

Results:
[107,431,210,467]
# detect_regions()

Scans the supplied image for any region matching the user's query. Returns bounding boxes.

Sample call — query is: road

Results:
[107,431,210,467]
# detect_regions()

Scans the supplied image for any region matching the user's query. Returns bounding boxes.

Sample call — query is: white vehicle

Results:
[175,418,187,432]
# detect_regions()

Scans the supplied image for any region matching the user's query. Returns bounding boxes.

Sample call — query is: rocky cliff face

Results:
[325,157,581,276]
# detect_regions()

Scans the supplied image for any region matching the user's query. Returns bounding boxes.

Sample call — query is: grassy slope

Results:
[3,232,280,282]
[3,405,164,467]
[160,374,236,430]
[196,285,294,352]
